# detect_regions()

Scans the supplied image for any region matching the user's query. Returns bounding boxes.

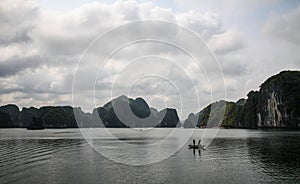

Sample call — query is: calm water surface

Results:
[0,129,299,184]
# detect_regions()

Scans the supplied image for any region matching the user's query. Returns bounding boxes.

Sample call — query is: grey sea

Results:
[0,128,299,184]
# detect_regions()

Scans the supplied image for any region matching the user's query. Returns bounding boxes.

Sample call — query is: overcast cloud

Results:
[0,0,299,119]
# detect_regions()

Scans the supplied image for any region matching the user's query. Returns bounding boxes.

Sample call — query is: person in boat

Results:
[189,139,204,149]
[189,139,199,149]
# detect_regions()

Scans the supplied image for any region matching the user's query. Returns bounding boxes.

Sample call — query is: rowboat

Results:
[188,144,205,149]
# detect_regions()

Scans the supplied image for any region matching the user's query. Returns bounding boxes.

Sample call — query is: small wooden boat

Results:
[188,144,205,149]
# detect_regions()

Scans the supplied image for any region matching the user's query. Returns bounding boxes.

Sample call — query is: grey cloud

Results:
[0,0,251,118]
[0,1,38,45]
[0,66,73,96]
[0,55,43,77]
[209,29,245,54]
[32,1,221,57]
[218,54,249,76]
[176,11,222,39]
[263,6,300,45]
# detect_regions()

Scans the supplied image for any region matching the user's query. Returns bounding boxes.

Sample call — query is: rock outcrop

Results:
[18,107,38,128]
[94,96,179,128]
[156,108,180,128]
[188,71,300,129]
[245,71,300,128]
[36,106,78,128]
[0,104,20,127]
[183,113,197,128]
[94,96,151,128]
[0,111,12,128]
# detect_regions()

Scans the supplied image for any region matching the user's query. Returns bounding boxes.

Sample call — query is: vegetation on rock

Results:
[184,70,300,129]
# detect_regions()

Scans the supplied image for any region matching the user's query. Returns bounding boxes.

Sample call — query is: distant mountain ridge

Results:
[0,96,180,128]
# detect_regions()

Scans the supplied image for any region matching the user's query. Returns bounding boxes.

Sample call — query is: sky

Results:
[0,0,300,119]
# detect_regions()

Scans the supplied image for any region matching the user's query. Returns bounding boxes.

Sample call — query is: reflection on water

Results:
[247,136,300,182]
[0,129,299,184]
[0,139,85,184]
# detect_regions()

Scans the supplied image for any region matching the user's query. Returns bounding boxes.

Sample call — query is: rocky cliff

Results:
[245,71,300,128]
[94,96,179,128]
[184,71,300,129]
[95,95,151,128]
[0,104,20,127]
[18,107,38,128]
[155,108,180,128]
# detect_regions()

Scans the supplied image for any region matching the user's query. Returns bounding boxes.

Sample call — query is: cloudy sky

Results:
[1,0,300,119]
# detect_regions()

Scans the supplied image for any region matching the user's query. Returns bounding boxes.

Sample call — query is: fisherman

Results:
[189,139,204,150]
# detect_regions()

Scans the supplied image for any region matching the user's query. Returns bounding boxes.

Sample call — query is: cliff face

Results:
[95,96,152,128]
[0,104,20,127]
[95,96,179,128]
[36,106,78,128]
[0,111,12,127]
[17,106,79,128]
[156,108,180,128]
[18,107,38,128]
[246,71,300,128]
[241,91,260,129]
[189,100,243,128]
[183,113,197,128]
[186,71,300,129]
